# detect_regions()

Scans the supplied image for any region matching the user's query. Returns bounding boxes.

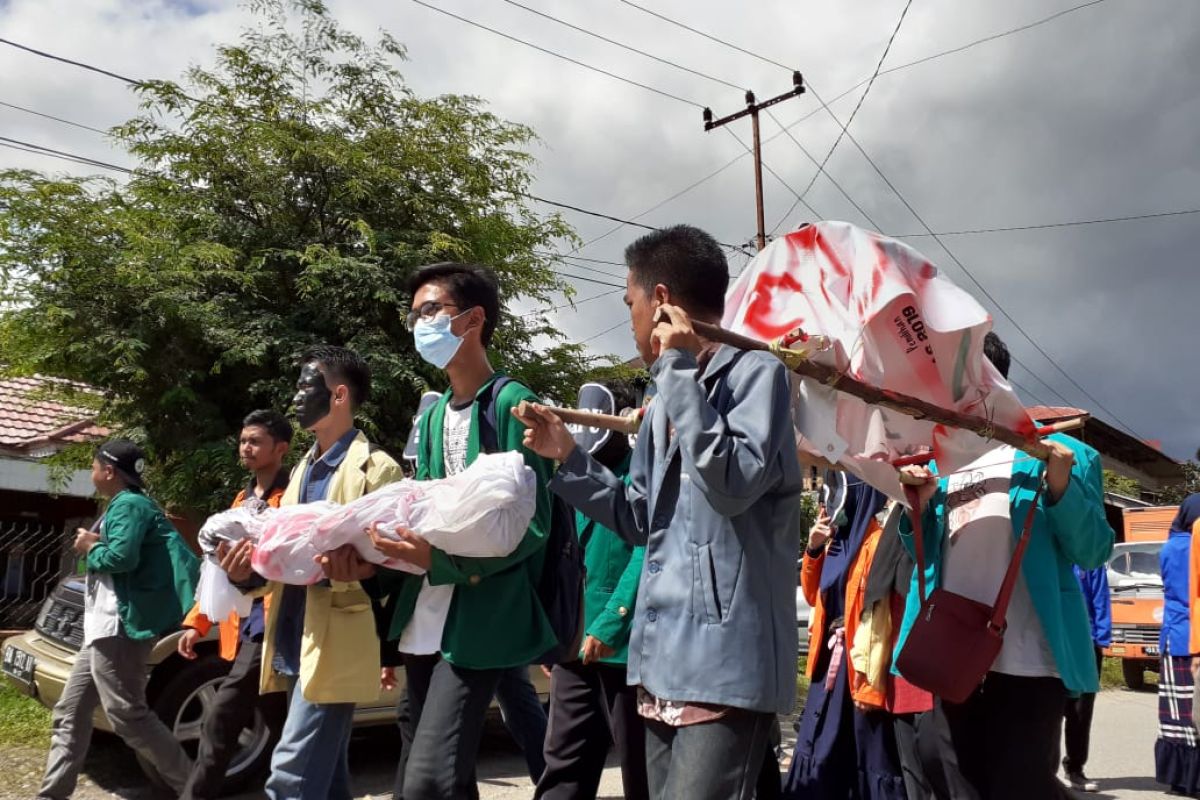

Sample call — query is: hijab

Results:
[1170,493,1200,536]
[818,475,889,596]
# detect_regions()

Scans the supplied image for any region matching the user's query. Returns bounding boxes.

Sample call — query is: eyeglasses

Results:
[405,301,460,332]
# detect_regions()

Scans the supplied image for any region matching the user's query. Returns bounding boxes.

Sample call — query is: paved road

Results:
[0,688,1166,799]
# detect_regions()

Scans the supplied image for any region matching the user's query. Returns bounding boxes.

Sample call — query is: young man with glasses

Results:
[363,263,556,800]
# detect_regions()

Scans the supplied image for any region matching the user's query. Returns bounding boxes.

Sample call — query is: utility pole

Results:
[703,72,805,251]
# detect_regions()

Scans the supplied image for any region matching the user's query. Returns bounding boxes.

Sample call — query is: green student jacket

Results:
[378,374,558,669]
[579,457,643,665]
[86,488,200,641]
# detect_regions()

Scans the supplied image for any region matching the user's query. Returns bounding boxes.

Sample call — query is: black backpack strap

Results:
[477,376,516,455]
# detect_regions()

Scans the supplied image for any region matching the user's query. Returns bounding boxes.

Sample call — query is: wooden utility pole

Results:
[703,72,805,251]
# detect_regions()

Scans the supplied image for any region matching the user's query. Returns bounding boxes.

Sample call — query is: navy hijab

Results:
[818,475,889,597]
[1170,494,1200,535]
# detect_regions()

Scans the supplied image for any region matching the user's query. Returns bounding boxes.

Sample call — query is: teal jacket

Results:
[86,488,200,641]
[579,457,643,665]
[893,434,1114,694]
[375,374,558,669]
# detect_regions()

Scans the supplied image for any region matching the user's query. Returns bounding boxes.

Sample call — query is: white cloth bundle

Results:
[197,505,271,556]
[310,451,537,572]
[194,504,275,617]
[195,557,253,620]
[250,501,339,585]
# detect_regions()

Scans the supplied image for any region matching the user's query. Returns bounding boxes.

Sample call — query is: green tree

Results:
[1103,469,1143,499]
[1158,459,1200,505]
[0,0,596,514]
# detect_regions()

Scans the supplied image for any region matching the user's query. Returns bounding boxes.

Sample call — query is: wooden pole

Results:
[690,320,1061,460]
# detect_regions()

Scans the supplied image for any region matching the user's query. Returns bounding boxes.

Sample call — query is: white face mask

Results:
[412,310,469,369]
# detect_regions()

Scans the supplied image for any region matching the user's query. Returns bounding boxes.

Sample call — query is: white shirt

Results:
[397,402,472,655]
[83,517,122,646]
[940,445,1058,678]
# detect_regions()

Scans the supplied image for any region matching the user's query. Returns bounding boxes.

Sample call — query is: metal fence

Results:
[0,522,75,630]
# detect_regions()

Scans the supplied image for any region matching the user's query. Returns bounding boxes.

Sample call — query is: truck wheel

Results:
[136,653,276,794]
[1122,659,1146,691]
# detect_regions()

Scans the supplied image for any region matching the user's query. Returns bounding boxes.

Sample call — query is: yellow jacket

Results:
[258,431,403,703]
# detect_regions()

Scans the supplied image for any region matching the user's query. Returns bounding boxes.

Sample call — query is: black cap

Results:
[96,439,147,488]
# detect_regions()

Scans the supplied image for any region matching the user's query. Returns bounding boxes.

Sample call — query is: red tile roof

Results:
[0,376,106,453]
[1025,404,1089,422]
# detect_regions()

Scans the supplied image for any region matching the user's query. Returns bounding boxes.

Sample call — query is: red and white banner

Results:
[723,221,1038,497]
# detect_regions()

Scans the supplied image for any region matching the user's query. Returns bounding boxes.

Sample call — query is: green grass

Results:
[0,680,51,748]
[797,655,809,697]
[1100,656,1159,691]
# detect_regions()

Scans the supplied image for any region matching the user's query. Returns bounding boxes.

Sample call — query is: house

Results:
[0,376,104,628]
[1026,405,1184,499]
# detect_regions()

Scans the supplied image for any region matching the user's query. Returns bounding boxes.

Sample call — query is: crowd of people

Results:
[29,223,1198,800]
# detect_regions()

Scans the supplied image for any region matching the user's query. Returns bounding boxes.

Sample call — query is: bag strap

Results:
[989,476,1046,632]
[477,376,516,455]
[903,484,929,607]
[903,474,1047,631]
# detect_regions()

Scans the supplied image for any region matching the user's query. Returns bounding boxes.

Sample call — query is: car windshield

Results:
[1108,542,1163,590]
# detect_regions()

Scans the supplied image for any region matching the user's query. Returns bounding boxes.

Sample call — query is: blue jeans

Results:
[264,682,356,800]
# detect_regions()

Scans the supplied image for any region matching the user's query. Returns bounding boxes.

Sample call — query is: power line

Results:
[808,90,1143,434]
[535,251,626,280]
[580,318,629,344]
[549,268,625,289]
[871,0,1111,85]
[764,109,883,232]
[721,127,822,222]
[0,100,110,135]
[780,0,914,233]
[892,207,1200,237]
[521,287,625,317]
[0,37,143,86]
[0,140,120,171]
[498,0,744,92]
[616,1,792,72]
[617,2,1144,436]
[526,194,753,255]
[0,135,134,174]
[411,0,705,109]
[609,0,1113,234]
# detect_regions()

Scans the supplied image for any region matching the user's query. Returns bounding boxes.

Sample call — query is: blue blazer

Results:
[893,434,1114,694]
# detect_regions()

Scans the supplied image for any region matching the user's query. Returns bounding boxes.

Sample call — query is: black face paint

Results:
[294,361,333,430]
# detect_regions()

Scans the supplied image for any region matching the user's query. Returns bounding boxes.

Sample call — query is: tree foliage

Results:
[0,0,597,513]
[1102,469,1143,500]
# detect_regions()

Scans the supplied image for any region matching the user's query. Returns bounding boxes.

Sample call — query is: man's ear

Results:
[463,306,487,340]
[653,283,672,308]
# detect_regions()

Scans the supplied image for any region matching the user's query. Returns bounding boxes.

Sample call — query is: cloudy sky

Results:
[2,0,1197,460]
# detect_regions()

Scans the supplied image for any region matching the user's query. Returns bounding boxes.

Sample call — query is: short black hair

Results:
[600,379,640,413]
[624,225,729,318]
[242,409,294,444]
[983,331,1010,379]
[300,345,371,408]
[408,263,501,347]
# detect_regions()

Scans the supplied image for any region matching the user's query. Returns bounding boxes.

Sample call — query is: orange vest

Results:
[181,482,285,662]
[801,518,887,709]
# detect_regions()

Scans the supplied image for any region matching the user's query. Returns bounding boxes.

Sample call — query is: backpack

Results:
[478,377,586,666]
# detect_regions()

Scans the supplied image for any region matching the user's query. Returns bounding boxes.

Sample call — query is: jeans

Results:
[644,708,773,800]
[398,656,505,800]
[535,660,648,800]
[39,637,193,800]
[264,681,356,800]
[181,639,287,799]
[495,665,549,784]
